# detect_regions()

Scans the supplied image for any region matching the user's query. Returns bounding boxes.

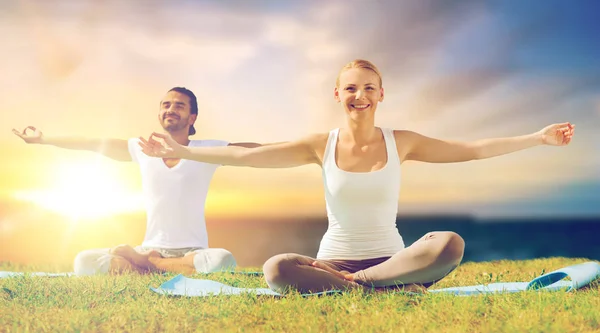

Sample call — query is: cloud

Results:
[4,0,114,81]
[403,69,513,124]
[1,0,598,218]
[1,0,266,87]
[251,1,500,131]
[471,75,600,136]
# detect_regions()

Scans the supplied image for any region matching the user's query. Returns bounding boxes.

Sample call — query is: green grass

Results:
[1,257,599,332]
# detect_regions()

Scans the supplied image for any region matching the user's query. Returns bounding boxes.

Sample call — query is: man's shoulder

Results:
[125,138,142,162]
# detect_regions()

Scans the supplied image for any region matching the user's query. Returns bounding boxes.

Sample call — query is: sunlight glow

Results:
[12,160,144,221]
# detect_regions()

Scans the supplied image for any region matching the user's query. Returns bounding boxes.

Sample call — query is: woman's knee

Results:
[439,232,465,263]
[262,254,298,291]
[263,254,290,279]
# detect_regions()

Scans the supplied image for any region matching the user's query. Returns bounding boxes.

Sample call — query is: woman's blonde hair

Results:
[335,59,382,88]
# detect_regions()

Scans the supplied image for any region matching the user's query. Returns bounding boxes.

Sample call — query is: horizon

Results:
[2,205,598,267]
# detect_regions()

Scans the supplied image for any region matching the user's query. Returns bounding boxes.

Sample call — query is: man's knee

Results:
[211,248,237,269]
[73,249,113,276]
[193,248,237,273]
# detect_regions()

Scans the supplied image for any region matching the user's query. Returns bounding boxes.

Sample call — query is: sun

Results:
[13,159,144,221]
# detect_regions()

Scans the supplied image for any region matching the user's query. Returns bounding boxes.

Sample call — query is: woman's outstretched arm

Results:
[138,132,326,168]
[399,122,575,163]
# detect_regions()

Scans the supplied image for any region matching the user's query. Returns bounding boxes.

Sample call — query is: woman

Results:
[139,60,575,293]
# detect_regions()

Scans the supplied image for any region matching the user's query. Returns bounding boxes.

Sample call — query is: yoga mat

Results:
[150,275,340,297]
[430,261,600,296]
[0,270,260,279]
[0,272,74,278]
[150,261,600,297]
[211,271,263,276]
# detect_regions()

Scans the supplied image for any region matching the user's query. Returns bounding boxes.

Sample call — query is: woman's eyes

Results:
[345,87,375,91]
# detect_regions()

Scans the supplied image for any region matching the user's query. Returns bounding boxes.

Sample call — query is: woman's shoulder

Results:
[303,131,332,146]
[390,129,421,156]
[391,129,419,140]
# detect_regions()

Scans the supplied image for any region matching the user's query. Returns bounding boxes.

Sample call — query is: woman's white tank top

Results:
[317,127,405,260]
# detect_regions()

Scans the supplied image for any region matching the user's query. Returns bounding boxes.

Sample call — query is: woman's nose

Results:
[356,89,364,99]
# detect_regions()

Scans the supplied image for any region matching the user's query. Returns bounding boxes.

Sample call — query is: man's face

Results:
[158,91,196,133]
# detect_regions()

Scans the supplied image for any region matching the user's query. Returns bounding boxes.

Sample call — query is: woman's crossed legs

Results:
[263,231,465,293]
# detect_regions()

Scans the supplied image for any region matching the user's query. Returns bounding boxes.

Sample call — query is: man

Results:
[13,87,259,275]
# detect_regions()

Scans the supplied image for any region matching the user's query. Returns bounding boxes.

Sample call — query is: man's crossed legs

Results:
[73,245,237,276]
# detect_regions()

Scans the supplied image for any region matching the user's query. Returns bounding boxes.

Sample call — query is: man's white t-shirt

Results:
[128,138,228,249]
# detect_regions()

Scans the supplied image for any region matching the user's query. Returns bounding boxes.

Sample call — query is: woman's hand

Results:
[311,261,355,281]
[538,122,575,146]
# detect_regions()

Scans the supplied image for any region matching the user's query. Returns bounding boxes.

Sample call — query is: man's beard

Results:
[162,116,188,133]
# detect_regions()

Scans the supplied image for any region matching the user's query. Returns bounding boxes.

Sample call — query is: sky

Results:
[1,1,599,264]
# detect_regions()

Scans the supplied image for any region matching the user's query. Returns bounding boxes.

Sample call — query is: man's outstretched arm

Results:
[13,126,131,162]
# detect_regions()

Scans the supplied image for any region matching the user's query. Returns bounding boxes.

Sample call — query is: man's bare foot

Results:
[110,245,162,272]
[147,254,196,275]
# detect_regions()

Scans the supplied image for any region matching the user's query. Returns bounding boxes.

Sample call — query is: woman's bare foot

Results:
[310,261,354,281]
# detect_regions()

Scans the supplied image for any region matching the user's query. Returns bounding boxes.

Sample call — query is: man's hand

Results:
[12,126,44,144]
[138,132,185,159]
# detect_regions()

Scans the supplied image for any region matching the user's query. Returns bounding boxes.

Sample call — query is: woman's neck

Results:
[343,118,378,145]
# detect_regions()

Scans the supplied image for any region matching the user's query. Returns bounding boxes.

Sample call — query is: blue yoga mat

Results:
[430,261,600,296]
[0,270,261,279]
[0,272,75,278]
[150,275,340,297]
[150,261,600,297]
